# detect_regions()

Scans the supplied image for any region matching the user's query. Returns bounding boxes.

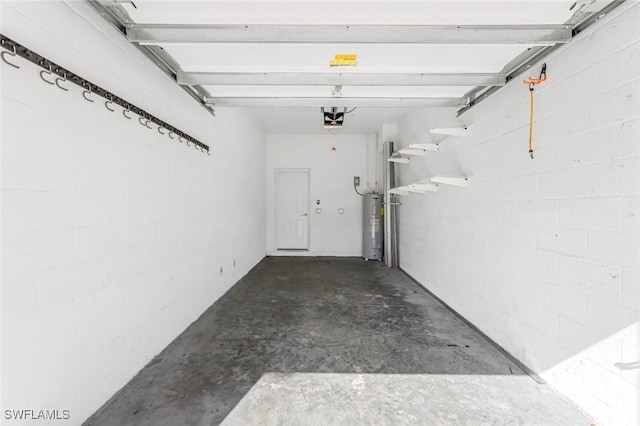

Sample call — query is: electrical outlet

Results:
[354,176,360,186]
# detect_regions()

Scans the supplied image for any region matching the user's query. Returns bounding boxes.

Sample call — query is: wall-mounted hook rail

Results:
[0,33,210,155]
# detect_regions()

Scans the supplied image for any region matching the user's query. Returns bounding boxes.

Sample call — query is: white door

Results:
[275,169,310,250]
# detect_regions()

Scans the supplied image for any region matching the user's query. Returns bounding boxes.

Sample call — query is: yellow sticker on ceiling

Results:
[330,53,358,67]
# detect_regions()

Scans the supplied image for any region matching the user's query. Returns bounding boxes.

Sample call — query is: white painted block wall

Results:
[266,134,379,256]
[396,4,639,425]
[0,1,266,423]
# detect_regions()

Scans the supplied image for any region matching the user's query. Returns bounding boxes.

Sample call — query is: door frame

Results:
[274,168,311,251]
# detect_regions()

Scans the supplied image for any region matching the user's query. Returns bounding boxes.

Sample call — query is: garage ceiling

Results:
[90,0,622,133]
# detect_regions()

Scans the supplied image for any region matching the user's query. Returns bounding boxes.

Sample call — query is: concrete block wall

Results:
[396,4,639,425]
[1,1,265,423]
[266,134,377,256]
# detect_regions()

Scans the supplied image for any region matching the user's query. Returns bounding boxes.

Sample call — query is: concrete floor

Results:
[85,257,591,425]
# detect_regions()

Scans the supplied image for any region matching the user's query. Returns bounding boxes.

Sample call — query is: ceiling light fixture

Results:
[322,107,345,129]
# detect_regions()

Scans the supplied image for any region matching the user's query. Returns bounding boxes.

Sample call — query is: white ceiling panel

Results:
[203,85,334,97]
[344,85,469,97]
[90,0,616,132]
[163,43,529,72]
[202,85,470,98]
[123,1,575,26]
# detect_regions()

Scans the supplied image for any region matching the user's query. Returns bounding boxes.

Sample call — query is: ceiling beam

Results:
[127,24,571,45]
[204,97,462,108]
[178,71,505,87]
[85,0,216,115]
[457,0,628,116]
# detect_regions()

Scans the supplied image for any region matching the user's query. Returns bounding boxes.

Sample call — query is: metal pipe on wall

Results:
[383,141,398,268]
[392,190,399,267]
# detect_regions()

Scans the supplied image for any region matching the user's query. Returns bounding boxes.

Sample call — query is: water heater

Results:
[362,193,383,260]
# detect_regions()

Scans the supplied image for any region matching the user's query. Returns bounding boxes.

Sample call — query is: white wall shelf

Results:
[390,180,439,196]
[429,127,467,137]
[388,152,411,164]
[389,143,440,164]
[389,186,410,196]
[431,175,469,187]
[408,143,439,151]
[398,148,426,157]
[408,181,439,193]
[388,141,468,196]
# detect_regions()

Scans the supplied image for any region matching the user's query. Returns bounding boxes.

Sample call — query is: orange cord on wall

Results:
[523,63,547,159]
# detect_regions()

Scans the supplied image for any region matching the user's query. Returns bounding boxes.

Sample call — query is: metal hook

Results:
[82,84,94,102]
[145,120,153,129]
[1,44,20,69]
[55,71,69,92]
[138,116,147,126]
[178,136,185,144]
[158,127,165,135]
[105,96,115,112]
[200,146,205,153]
[123,106,132,119]
[39,63,55,85]
[168,132,175,139]
[186,138,192,147]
